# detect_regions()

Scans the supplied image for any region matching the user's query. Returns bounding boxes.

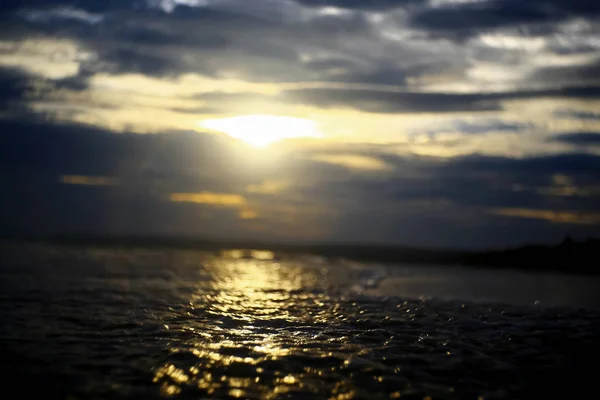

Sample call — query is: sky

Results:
[1,0,600,248]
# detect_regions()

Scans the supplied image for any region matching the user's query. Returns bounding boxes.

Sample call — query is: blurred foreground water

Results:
[1,244,599,399]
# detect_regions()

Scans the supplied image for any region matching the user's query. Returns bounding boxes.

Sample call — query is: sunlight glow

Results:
[246,180,290,194]
[311,154,393,171]
[170,192,246,206]
[239,210,259,220]
[201,115,322,147]
[60,175,115,186]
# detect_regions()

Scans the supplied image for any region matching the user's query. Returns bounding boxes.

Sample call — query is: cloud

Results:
[2,0,600,245]
[554,109,600,121]
[0,1,136,14]
[0,38,93,80]
[0,118,244,191]
[246,180,290,195]
[310,154,393,171]
[60,175,115,186]
[295,0,424,10]
[282,86,600,114]
[238,209,258,220]
[424,118,532,136]
[2,115,600,245]
[492,208,600,225]
[410,3,554,38]
[531,61,600,87]
[169,191,259,221]
[283,88,500,113]
[439,153,600,176]
[409,1,600,39]
[0,68,30,111]
[4,0,600,109]
[550,132,600,147]
[169,192,247,206]
[17,7,104,24]
[151,0,208,13]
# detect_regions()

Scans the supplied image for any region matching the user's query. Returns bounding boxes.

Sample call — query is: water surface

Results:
[1,244,598,399]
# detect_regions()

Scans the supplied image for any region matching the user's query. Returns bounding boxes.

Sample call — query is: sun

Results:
[200,114,322,147]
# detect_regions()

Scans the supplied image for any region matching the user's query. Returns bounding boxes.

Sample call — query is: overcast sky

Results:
[2,0,600,248]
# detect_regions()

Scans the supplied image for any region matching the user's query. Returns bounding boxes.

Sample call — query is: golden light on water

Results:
[203,257,305,321]
[200,115,322,147]
[151,255,333,397]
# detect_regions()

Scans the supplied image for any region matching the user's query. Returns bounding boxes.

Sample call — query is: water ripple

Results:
[0,244,599,399]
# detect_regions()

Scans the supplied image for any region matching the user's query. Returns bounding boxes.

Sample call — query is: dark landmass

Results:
[1,234,599,274]
[454,236,600,273]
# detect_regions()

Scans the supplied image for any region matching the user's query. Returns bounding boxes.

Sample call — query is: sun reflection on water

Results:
[148,252,476,399]
[152,254,332,398]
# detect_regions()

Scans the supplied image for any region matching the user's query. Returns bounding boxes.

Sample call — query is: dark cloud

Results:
[87,10,308,80]
[304,58,358,73]
[440,153,600,176]
[282,86,600,114]
[286,149,600,247]
[99,47,181,77]
[550,132,600,147]
[52,70,96,91]
[7,8,241,78]
[410,3,554,37]
[5,0,599,90]
[0,3,429,85]
[169,106,222,115]
[548,86,600,99]
[409,0,600,38]
[333,67,407,85]
[401,173,599,213]
[302,58,408,85]
[0,68,30,108]
[0,1,134,14]
[189,84,600,115]
[283,88,500,113]
[294,0,425,10]
[4,5,298,79]
[0,118,242,189]
[554,109,600,121]
[344,152,600,208]
[308,12,373,34]
[532,62,600,86]
[109,21,228,48]
[425,118,531,136]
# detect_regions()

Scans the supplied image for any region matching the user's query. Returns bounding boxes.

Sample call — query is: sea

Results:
[1,243,599,399]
